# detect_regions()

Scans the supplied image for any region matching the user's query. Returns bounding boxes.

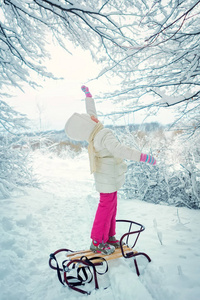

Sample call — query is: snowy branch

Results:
[0,0,140,94]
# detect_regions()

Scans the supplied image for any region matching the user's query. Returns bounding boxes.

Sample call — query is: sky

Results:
[5,41,176,131]
[6,44,117,131]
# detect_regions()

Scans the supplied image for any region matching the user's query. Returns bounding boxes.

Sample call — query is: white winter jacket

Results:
[65,98,141,193]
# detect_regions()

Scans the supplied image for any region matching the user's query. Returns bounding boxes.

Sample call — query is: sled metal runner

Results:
[49,219,151,295]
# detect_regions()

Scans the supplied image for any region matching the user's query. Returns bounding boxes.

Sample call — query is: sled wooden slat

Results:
[67,249,93,257]
[66,245,137,263]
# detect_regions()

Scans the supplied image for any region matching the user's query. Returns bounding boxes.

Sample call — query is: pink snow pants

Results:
[91,191,117,244]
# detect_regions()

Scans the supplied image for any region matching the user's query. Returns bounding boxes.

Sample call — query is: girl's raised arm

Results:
[81,86,97,118]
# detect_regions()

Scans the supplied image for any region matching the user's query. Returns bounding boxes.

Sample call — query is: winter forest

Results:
[1,1,200,300]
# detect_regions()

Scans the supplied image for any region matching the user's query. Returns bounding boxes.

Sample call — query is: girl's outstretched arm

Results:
[101,130,156,165]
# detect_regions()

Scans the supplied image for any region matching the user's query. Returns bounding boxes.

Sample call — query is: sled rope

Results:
[49,249,108,295]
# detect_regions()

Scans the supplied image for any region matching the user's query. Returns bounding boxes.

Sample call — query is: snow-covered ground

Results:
[1,150,200,300]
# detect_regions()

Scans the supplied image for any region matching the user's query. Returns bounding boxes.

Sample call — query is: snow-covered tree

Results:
[0,0,140,94]
[98,0,200,132]
[2,1,199,122]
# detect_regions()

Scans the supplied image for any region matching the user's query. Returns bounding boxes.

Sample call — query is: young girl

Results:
[65,86,156,255]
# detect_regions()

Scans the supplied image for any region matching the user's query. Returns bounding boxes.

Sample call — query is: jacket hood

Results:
[65,113,97,142]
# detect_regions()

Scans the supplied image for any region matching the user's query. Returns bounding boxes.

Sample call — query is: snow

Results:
[1,150,200,300]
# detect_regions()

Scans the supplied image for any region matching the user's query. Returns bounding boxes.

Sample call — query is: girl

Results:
[65,86,156,255]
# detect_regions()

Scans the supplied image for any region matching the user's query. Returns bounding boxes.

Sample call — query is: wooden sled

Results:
[66,244,138,263]
[49,220,151,295]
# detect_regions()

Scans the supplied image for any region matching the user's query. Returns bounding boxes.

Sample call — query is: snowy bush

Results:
[0,100,35,199]
[28,130,85,159]
[117,124,200,209]
[0,136,35,198]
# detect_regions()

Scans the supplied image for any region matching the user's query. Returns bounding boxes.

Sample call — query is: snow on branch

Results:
[0,0,142,94]
[139,0,200,46]
[152,89,200,107]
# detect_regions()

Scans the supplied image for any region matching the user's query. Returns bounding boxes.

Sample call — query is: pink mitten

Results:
[81,85,92,97]
[140,153,156,165]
